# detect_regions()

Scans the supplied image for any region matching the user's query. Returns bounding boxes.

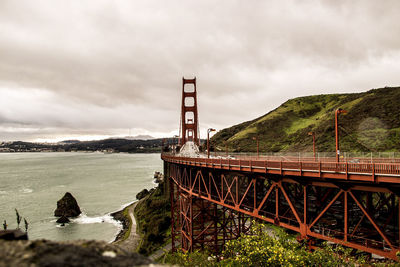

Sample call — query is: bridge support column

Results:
[169,165,252,254]
[300,185,307,239]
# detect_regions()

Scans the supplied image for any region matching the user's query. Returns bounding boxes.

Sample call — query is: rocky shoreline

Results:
[111,171,165,248]
[111,201,142,255]
[111,202,136,243]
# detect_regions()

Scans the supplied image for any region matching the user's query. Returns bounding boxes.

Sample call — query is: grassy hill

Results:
[211,86,400,153]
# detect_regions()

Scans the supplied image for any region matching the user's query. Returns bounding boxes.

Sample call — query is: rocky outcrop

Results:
[136,189,149,200]
[0,239,154,267]
[54,192,81,218]
[111,207,131,242]
[0,230,28,241]
[154,172,164,183]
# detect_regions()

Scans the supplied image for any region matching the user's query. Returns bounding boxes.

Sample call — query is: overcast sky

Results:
[0,0,399,142]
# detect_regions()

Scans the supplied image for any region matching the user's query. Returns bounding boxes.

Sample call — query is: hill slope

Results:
[211,87,400,153]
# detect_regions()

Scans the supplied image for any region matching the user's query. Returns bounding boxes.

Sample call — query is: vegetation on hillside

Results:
[162,222,379,266]
[211,87,400,153]
[134,180,171,255]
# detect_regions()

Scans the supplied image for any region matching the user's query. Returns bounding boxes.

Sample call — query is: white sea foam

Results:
[72,213,122,228]
[20,188,33,193]
[0,190,8,195]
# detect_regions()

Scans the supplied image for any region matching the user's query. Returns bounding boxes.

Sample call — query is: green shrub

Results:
[163,222,367,266]
[163,250,215,267]
[221,223,365,266]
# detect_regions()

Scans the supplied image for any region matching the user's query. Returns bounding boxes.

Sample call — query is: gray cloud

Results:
[0,0,399,141]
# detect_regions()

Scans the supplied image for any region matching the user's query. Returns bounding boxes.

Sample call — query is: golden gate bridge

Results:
[162,77,400,260]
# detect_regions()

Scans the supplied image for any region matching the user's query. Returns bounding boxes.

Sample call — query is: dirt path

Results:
[112,202,141,252]
[149,242,172,261]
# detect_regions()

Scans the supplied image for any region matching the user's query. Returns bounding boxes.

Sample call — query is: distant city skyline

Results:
[1,1,400,141]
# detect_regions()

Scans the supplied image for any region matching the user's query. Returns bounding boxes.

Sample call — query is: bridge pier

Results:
[170,175,252,253]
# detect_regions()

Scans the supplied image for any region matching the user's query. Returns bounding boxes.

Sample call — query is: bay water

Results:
[0,152,162,242]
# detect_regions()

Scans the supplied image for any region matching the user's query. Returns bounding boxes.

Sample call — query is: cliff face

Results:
[211,87,400,153]
[134,180,170,256]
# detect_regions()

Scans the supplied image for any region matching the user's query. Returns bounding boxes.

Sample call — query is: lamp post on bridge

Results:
[207,128,216,158]
[335,108,347,162]
[252,136,259,159]
[161,138,166,153]
[308,132,316,160]
[173,135,179,154]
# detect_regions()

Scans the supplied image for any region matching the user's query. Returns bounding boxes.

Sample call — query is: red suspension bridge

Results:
[162,78,400,260]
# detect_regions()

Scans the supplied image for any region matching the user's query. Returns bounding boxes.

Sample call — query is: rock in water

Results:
[56,216,70,224]
[54,192,81,217]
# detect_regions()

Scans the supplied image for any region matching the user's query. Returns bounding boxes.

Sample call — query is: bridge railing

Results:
[204,151,400,163]
[166,150,400,163]
[162,153,400,177]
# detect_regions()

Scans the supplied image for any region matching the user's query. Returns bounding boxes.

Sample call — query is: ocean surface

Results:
[0,152,162,242]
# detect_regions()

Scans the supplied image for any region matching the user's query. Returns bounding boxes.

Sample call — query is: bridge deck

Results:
[162,153,400,184]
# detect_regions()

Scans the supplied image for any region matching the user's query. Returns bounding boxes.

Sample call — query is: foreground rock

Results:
[0,230,28,241]
[0,239,153,267]
[54,192,81,218]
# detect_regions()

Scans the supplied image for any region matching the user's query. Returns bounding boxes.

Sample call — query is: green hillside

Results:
[211,87,400,153]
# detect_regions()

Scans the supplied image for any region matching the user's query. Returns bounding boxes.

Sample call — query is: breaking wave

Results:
[20,188,33,194]
[71,213,122,228]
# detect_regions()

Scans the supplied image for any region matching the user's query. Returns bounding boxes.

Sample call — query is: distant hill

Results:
[129,135,155,140]
[64,138,163,152]
[109,135,155,140]
[58,140,81,144]
[211,86,400,153]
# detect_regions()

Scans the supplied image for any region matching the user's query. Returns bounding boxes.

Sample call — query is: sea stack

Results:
[54,192,81,218]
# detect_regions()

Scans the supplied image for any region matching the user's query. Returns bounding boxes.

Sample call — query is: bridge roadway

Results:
[163,152,400,260]
[163,153,400,184]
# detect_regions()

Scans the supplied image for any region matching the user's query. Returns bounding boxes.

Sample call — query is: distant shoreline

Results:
[0,151,160,154]
[0,138,166,153]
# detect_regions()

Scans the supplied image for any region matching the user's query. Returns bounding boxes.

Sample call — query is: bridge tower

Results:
[180,77,200,146]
